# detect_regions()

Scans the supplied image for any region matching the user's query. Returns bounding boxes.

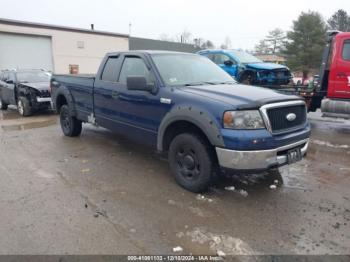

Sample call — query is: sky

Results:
[0,0,349,49]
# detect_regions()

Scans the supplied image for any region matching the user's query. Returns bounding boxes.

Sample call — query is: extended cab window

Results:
[119,57,154,85]
[101,56,120,82]
[342,40,350,61]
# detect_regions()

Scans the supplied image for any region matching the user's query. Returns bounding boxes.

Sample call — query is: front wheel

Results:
[168,133,214,193]
[17,97,32,116]
[60,105,82,137]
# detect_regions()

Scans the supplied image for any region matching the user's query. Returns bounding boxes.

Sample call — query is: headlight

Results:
[223,110,265,129]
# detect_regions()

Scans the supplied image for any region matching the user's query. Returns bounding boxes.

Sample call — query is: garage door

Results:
[0,32,53,71]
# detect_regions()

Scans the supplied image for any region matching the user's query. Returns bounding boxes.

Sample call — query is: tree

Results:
[202,40,215,49]
[254,28,286,55]
[221,36,232,49]
[283,11,327,79]
[254,39,272,55]
[265,28,286,54]
[328,9,350,31]
[176,29,192,43]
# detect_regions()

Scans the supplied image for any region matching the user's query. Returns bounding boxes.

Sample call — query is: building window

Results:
[69,65,79,74]
[77,41,85,49]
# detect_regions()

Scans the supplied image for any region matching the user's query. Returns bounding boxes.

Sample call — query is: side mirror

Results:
[127,76,153,92]
[224,60,234,67]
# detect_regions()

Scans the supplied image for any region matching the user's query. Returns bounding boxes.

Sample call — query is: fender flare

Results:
[157,105,225,152]
[52,86,77,116]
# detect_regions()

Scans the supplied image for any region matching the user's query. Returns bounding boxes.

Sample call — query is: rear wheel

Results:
[168,133,214,193]
[0,97,8,110]
[60,105,82,137]
[17,97,32,116]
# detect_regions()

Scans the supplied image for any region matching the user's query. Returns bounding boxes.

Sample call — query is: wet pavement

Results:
[0,107,349,255]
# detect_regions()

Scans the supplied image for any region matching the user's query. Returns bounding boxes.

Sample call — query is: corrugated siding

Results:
[0,32,53,71]
[129,37,200,53]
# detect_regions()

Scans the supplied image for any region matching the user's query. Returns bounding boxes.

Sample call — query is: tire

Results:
[17,97,32,116]
[241,74,253,85]
[0,96,8,110]
[60,105,82,137]
[168,133,214,193]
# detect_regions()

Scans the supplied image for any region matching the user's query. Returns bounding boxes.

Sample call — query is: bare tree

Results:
[265,28,286,54]
[221,36,232,49]
[254,40,272,55]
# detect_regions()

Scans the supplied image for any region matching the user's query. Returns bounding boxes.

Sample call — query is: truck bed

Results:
[52,74,96,120]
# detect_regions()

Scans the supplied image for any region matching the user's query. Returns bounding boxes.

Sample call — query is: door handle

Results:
[111,90,120,99]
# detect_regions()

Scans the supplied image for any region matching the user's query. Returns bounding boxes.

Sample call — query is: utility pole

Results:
[129,22,132,36]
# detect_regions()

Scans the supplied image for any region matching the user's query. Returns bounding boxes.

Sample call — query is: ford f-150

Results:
[51,51,310,192]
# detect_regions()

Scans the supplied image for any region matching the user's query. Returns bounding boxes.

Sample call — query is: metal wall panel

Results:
[0,32,53,71]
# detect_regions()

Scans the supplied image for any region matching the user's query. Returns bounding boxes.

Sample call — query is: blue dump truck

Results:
[51,51,310,192]
[198,49,292,86]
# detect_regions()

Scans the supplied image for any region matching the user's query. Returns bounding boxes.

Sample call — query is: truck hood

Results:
[19,82,50,91]
[180,84,301,109]
[246,62,287,70]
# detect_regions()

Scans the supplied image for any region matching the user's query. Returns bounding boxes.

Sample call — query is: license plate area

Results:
[287,147,302,164]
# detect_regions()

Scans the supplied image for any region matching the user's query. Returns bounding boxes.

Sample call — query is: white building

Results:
[0,18,129,74]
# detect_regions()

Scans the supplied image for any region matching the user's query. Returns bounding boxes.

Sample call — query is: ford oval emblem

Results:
[286,113,297,121]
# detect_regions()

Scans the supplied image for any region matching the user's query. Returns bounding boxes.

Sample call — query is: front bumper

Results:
[216,138,309,171]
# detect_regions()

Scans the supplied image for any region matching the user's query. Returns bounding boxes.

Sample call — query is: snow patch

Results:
[311,139,349,149]
[186,228,254,255]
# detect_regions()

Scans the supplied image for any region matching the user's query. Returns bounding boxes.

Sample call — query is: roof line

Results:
[0,17,129,38]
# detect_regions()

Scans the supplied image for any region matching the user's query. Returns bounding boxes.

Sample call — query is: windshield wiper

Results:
[184,81,217,86]
[215,81,237,85]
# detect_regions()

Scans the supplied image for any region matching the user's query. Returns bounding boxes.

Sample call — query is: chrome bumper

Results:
[216,139,309,170]
[36,97,52,103]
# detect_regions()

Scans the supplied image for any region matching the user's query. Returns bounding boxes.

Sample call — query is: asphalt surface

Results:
[0,107,349,256]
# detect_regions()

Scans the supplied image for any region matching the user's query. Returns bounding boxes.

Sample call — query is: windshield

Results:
[151,54,235,86]
[228,50,262,64]
[16,71,51,83]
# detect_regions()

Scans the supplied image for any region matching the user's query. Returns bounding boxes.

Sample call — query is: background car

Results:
[0,69,52,116]
[198,49,292,86]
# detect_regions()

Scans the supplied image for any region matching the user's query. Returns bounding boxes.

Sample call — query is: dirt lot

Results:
[0,106,349,256]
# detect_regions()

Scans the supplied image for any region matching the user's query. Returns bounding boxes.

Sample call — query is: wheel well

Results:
[162,120,212,152]
[240,70,255,81]
[56,94,67,113]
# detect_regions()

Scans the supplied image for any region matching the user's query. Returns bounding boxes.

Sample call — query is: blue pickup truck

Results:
[198,49,292,86]
[51,51,310,192]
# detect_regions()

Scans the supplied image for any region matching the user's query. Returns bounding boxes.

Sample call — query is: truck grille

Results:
[267,104,306,133]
